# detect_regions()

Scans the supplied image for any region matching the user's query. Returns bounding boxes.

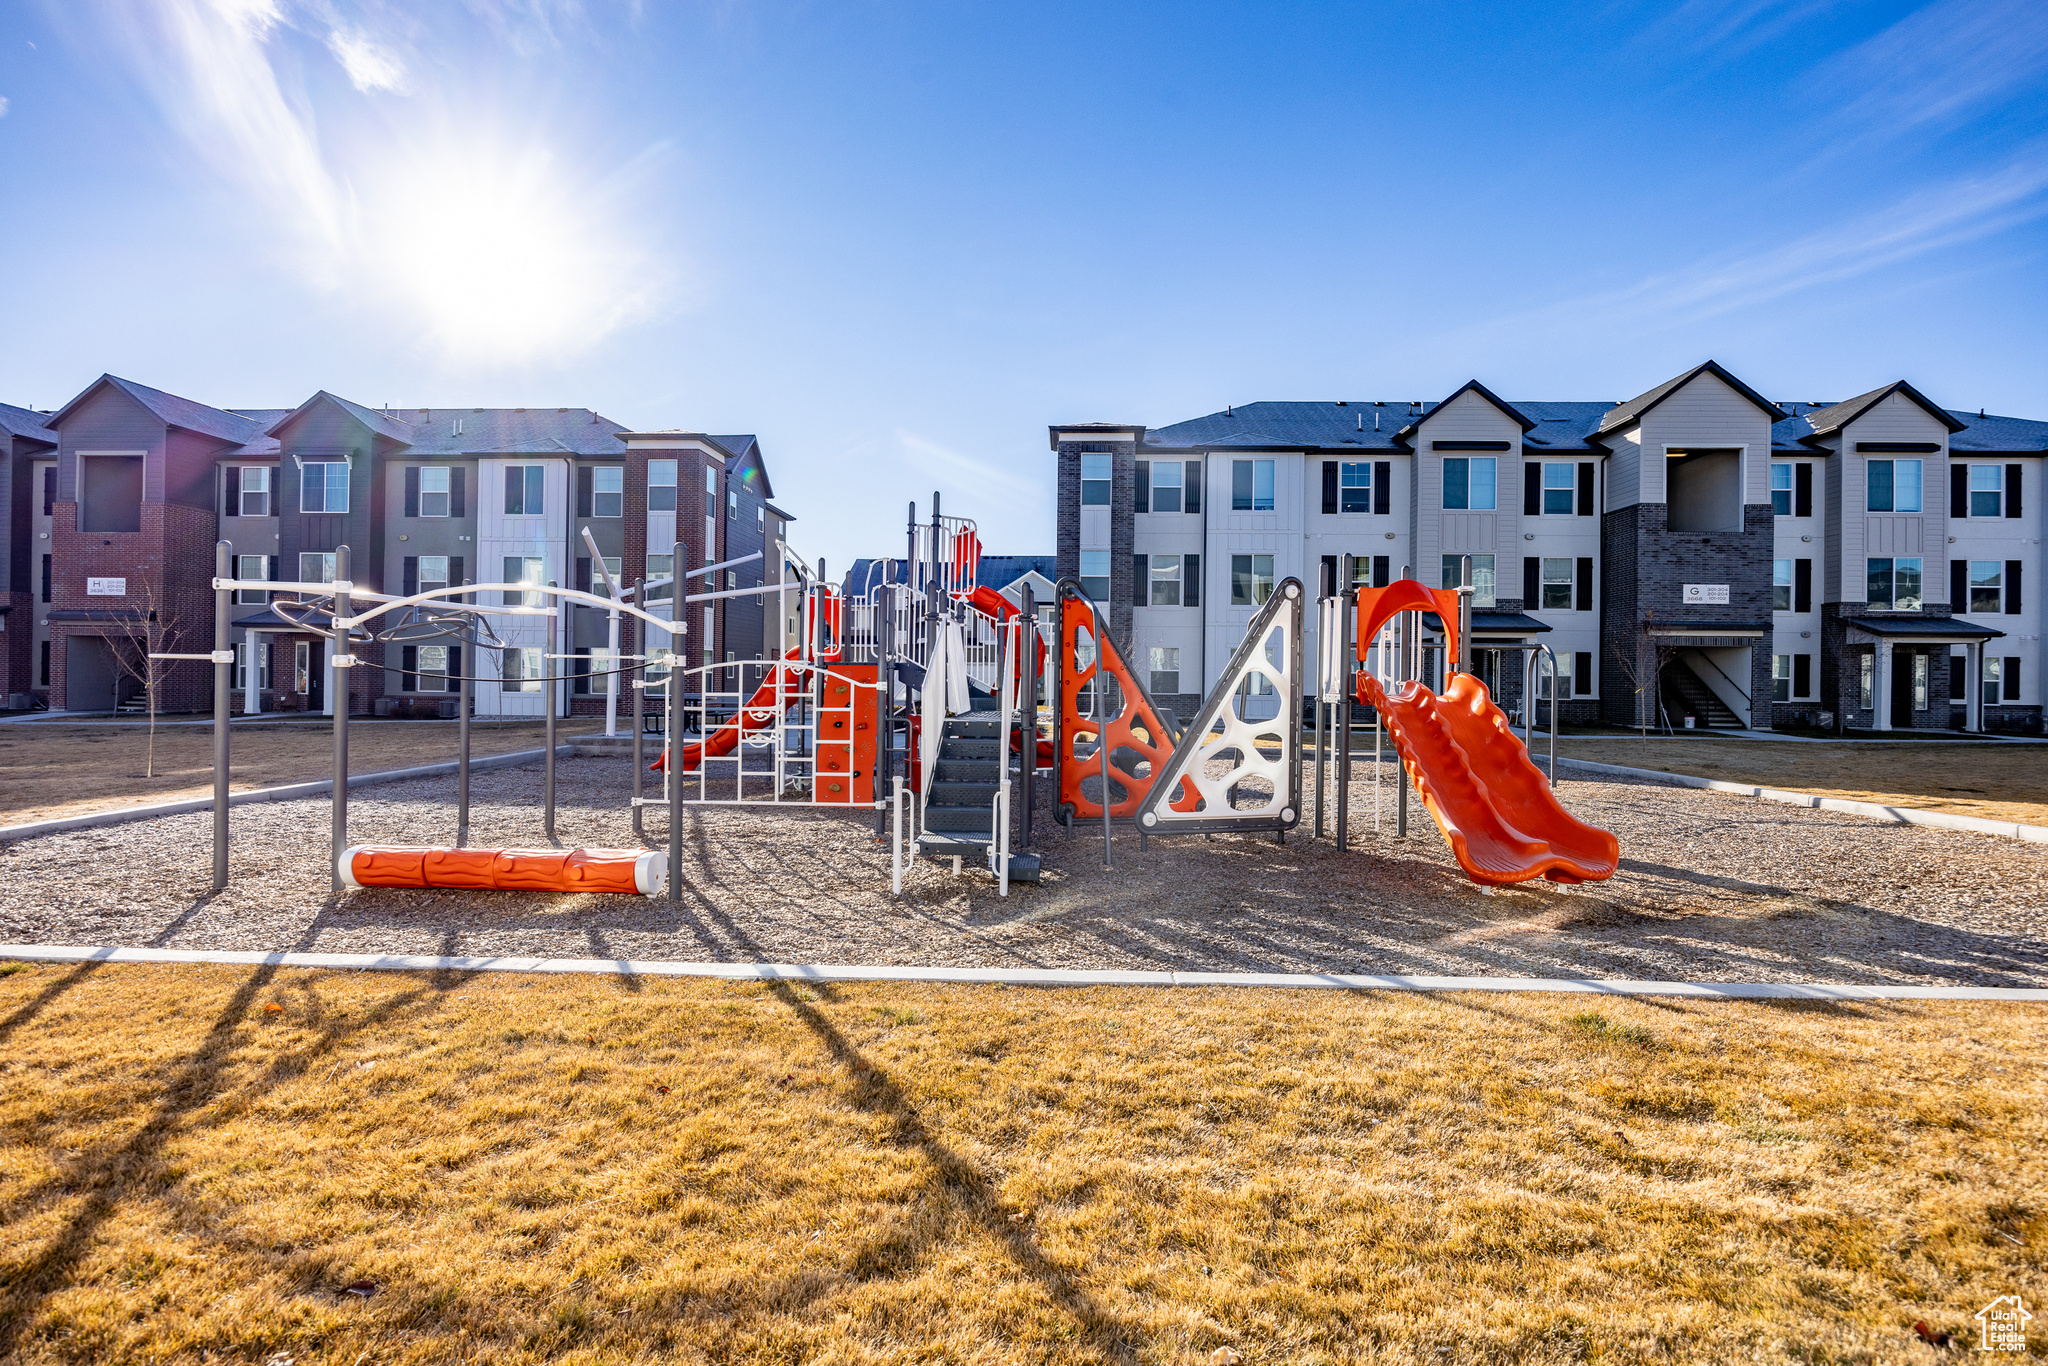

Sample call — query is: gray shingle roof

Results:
[1595,360,1787,436]
[0,402,56,445]
[1799,381,1966,439]
[51,374,271,445]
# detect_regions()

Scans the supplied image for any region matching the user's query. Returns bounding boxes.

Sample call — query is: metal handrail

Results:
[1687,648,1752,705]
[1524,645,1562,787]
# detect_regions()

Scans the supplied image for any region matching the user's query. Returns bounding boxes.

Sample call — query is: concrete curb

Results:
[0,746,581,844]
[1,944,2043,1000]
[1557,757,2048,844]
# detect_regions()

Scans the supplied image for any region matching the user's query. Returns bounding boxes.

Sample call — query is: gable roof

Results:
[1594,360,1788,437]
[0,402,56,446]
[48,374,269,445]
[711,434,775,501]
[1393,380,1535,446]
[1797,381,1969,444]
[265,390,417,444]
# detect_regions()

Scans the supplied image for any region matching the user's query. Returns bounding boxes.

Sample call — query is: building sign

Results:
[1682,583,1730,605]
[86,577,128,597]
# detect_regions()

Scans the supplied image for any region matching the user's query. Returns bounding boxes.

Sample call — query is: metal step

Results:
[935,758,999,782]
[914,833,1042,883]
[924,806,994,834]
[938,737,999,760]
[928,780,998,807]
[944,716,1002,738]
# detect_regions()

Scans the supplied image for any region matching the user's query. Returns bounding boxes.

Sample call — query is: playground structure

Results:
[163,511,1614,905]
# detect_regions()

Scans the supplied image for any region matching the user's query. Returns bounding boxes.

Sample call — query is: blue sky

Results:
[2,0,2046,569]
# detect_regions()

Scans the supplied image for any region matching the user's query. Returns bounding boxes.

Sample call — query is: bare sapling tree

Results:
[1605,616,1676,748]
[105,582,187,779]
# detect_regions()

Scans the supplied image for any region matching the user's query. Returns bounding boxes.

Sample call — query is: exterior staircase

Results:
[916,695,1041,882]
[1659,658,1744,729]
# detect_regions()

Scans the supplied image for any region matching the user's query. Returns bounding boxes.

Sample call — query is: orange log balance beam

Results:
[338,846,668,896]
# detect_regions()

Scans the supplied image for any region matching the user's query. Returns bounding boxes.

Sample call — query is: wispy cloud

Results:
[1439,151,2048,346]
[1835,0,2048,133]
[1640,0,1850,57]
[0,96,10,118]
[57,0,670,364]
[891,429,1043,502]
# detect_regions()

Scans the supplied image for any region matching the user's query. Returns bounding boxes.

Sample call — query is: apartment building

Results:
[1054,361,2044,734]
[0,374,789,715]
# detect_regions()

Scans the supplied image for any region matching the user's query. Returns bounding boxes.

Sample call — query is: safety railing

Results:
[1524,644,1562,787]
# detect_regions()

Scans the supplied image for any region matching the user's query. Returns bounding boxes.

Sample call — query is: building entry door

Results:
[1890,647,1914,728]
[296,641,323,713]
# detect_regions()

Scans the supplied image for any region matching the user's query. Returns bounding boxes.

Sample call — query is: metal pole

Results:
[1336,556,1353,852]
[667,543,684,901]
[1314,561,1331,841]
[1458,555,1473,678]
[1096,648,1112,869]
[458,588,472,848]
[1019,581,1036,849]
[874,582,893,841]
[1394,608,1409,841]
[329,544,351,891]
[545,580,558,843]
[892,775,905,895]
[212,540,231,891]
[631,577,645,841]
[605,605,620,738]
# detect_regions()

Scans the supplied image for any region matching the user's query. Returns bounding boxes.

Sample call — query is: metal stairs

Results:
[915,710,1041,882]
[1660,658,1743,729]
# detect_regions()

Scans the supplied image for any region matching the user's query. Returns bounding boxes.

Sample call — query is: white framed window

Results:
[1968,465,2004,518]
[238,638,271,693]
[300,460,349,514]
[1079,550,1111,600]
[1772,654,1792,702]
[1866,557,1922,611]
[727,490,739,520]
[648,459,677,513]
[591,556,622,598]
[502,647,544,692]
[1149,646,1180,695]
[724,569,737,590]
[1150,460,1183,513]
[1770,463,1792,516]
[1339,461,1371,512]
[238,466,271,517]
[1773,559,1793,612]
[1865,459,1922,513]
[1541,463,1575,515]
[1442,457,1496,510]
[1984,655,2004,699]
[647,554,673,602]
[703,605,715,666]
[1969,561,2003,614]
[705,464,718,497]
[1441,554,1495,608]
[503,555,545,607]
[756,504,766,531]
[1081,454,1112,506]
[418,555,450,596]
[1149,554,1182,606]
[704,515,717,563]
[504,465,545,516]
[298,551,336,586]
[419,465,451,517]
[1540,558,1575,611]
[417,645,450,692]
[592,466,623,518]
[1231,554,1274,606]
[235,553,270,605]
[1859,652,1875,710]
[1232,460,1275,512]
[1914,652,1929,712]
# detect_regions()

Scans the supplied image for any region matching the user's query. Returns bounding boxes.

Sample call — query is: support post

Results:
[1019,581,1036,849]
[212,540,232,891]
[892,775,905,895]
[329,545,351,891]
[458,578,473,847]
[667,542,684,901]
[1336,556,1353,852]
[1394,605,1409,841]
[631,577,646,840]
[1097,654,1112,869]
[545,581,559,844]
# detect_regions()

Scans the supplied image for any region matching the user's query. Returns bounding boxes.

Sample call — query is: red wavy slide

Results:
[1359,671,1618,885]
[655,645,807,774]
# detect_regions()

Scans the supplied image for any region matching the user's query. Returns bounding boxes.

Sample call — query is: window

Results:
[1340,462,1371,513]
[1772,655,1792,702]
[1770,463,1792,516]
[235,553,269,605]
[504,556,545,607]
[590,556,622,598]
[298,552,336,586]
[1149,646,1180,695]
[1150,460,1182,513]
[417,465,450,518]
[239,466,271,517]
[1440,554,1495,608]
[647,554,673,602]
[416,645,451,693]
[1442,457,1497,510]
[238,638,271,694]
[1859,653,1874,710]
[1913,652,1929,712]
[648,459,677,513]
[1969,561,2003,614]
[1149,554,1182,606]
[1969,465,2004,518]
[703,606,715,666]
[1230,554,1274,606]
[1541,558,1574,611]
[1080,454,1112,506]
[728,490,739,520]
[1867,557,1922,611]
[503,647,544,693]
[1079,550,1111,601]
[1866,459,1922,513]
[1984,655,2003,701]
[756,504,766,530]
[592,466,623,518]
[1541,463,1575,516]
[418,555,450,596]
[1774,559,1793,612]
[724,570,737,591]
[705,465,718,497]
[705,515,717,563]
[300,460,349,514]
[1231,460,1275,512]
[504,465,545,515]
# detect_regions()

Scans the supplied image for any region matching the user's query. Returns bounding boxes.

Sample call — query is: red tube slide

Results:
[339,846,667,895]
[656,644,809,774]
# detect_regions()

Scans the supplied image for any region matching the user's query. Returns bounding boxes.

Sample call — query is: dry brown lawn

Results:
[0,718,606,826]
[0,962,2040,1364]
[1561,736,2048,828]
